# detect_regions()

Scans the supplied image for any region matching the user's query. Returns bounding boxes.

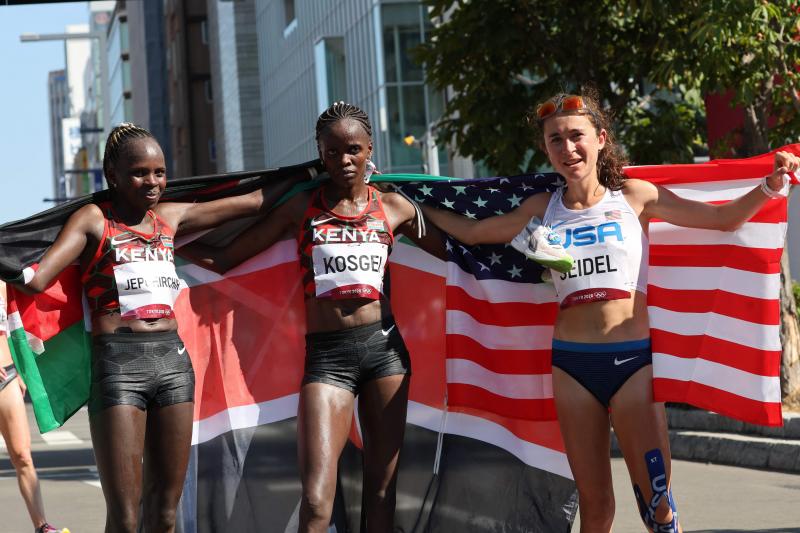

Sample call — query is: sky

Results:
[0,1,90,225]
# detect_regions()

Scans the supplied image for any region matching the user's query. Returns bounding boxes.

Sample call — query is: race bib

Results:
[312,242,388,299]
[113,261,182,319]
[554,252,631,308]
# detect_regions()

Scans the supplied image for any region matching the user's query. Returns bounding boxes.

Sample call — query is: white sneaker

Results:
[511,217,573,273]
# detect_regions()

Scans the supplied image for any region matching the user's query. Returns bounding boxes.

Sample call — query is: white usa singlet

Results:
[542,186,648,308]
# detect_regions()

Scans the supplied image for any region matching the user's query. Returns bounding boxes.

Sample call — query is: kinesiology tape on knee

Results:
[633,448,678,533]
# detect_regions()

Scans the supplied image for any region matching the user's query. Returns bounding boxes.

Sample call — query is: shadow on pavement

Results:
[0,447,97,482]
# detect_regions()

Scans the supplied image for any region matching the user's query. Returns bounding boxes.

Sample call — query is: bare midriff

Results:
[305,297,391,334]
[553,290,650,343]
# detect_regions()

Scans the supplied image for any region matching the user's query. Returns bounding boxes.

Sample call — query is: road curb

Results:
[611,408,800,473]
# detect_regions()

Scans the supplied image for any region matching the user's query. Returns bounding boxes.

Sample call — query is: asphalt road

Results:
[1,405,798,533]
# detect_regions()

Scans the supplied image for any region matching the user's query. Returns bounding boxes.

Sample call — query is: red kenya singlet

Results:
[298,186,394,300]
[82,204,182,320]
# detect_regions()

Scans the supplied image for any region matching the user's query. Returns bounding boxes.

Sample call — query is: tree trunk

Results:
[780,250,800,403]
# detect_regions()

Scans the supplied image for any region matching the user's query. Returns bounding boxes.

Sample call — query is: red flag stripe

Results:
[447,334,553,374]
[445,285,557,326]
[650,329,780,377]
[648,286,780,325]
[649,245,782,273]
[447,383,557,421]
[653,378,783,426]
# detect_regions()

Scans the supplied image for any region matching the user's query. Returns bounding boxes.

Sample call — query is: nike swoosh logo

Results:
[310,216,337,227]
[110,235,138,246]
[381,325,396,336]
[614,356,637,366]
[177,346,186,355]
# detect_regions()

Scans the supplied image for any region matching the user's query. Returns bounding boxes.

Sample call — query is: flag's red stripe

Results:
[446,285,557,326]
[447,334,552,374]
[448,405,566,453]
[650,200,787,224]
[16,265,85,342]
[648,286,780,325]
[653,378,782,427]
[447,383,556,421]
[650,329,781,377]
[177,261,307,421]
[625,145,799,185]
[649,244,782,273]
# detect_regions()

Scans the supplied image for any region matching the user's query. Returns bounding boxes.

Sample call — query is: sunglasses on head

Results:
[535,95,593,121]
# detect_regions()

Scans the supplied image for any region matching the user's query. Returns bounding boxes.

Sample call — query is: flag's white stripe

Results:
[648,266,780,300]
[648,307,781,351]
[178,239,298,287]
[192,394,299,446]
[447,263,558,304]
[446,358,553,399]
[662,178,761,201]
[191,399,570,478]
[653,352,781,403]
[649,221,786,249]
[443,410,572,479]
[446,309,554,350]
[390,240,447,276]
[7,311,45,354]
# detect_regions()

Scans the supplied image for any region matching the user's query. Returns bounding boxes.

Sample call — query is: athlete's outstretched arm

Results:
[160,171,311,236]
[420,193,550,246]
[18,204,103,294]
[179,192,307,274]
[641,150,800,230]
[378,191,446,260]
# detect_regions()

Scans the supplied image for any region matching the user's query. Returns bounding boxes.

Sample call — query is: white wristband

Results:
[22,267,35,285]
[761,176,788,199]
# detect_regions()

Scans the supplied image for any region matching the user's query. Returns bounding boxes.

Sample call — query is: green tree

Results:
[417,0,705,175]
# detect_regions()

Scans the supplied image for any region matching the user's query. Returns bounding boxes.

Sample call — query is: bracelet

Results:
[760,177,784,199]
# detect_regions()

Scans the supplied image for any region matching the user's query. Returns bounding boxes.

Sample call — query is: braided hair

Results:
[315,101,372,143]
[102,122,156,181]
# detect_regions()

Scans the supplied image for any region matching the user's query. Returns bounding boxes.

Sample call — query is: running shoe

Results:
[510,216,573,273]
[35,523,69,533]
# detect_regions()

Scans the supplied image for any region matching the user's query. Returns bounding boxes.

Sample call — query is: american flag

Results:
[396,145,796,476]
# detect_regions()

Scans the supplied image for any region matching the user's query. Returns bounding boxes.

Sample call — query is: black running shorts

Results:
[89,330,195,414]
[303,317,411,395]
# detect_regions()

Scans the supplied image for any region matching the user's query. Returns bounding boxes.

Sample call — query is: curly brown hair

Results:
[532,87,628,191]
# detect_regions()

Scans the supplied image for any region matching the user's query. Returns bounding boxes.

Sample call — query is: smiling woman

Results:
[10,122,307,533]
[420,88,800,533]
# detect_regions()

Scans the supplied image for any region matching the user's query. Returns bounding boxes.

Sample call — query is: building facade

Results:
[207,0,265,172]
[47,70,70,200]
[164,0,217,178]
[254,0,448,174]
[127,0,172,173]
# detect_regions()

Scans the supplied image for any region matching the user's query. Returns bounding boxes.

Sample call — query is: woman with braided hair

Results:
[14,123,306,533]
[183,101,443,532]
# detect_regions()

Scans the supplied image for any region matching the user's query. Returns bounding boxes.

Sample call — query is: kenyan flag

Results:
[6,265,91,432]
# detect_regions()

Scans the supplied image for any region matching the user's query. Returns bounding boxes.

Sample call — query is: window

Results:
[204,79,213,103]
[381,3,448,175]
[201,20,208,45]
[283,0,295,26]
[314,38,347,114]
[283,0,297,37]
